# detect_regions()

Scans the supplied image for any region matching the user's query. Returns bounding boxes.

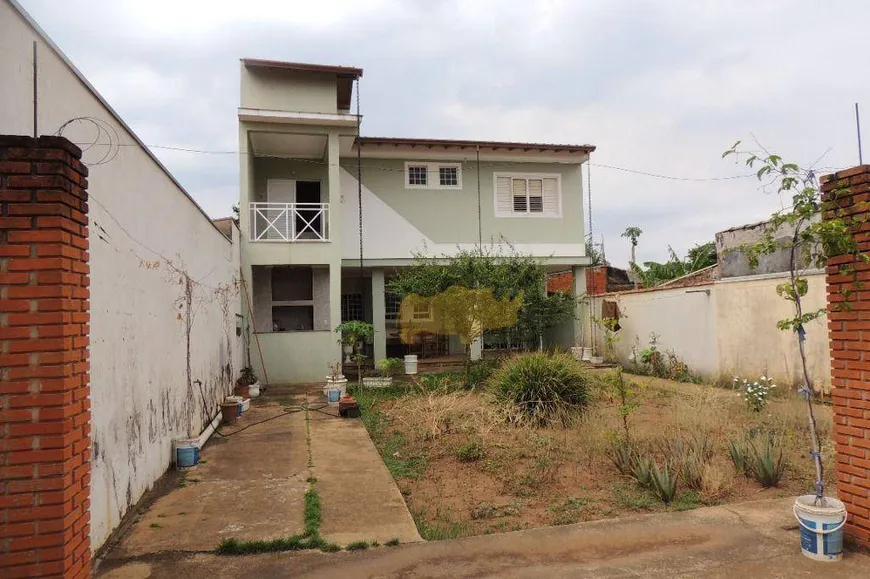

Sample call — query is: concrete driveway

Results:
[98,386,419,574]
[98,497,868,578]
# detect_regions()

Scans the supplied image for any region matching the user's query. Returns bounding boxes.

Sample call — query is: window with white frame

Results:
[407,165,428,186]
[405,162,462,189]
[412,302,433,321]
[385,292,401,321]
[494,173,561,217]
[439,166,458,187]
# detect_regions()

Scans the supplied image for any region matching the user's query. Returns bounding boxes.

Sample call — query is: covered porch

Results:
[339,268,469,366]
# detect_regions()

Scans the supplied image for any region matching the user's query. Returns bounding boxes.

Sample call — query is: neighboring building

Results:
[238,59,595,382]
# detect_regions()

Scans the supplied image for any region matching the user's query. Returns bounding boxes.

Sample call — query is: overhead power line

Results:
[69,138,765,182]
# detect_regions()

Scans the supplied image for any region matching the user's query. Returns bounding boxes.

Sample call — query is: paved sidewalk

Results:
[99,386,419,574]
[99,497,869,578]
[310,409,422,545]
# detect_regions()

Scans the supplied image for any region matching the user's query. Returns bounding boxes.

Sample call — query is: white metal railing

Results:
[249,202,330,242]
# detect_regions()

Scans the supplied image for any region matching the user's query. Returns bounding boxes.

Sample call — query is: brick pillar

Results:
[0,136,90,578]
[585,265,607,297]
[823,164,870,548]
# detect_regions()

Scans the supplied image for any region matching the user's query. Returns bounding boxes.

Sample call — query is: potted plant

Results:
[363,357,403,388]
[335,321,375,388]
[324,360,348,397]
[235,366,258,399]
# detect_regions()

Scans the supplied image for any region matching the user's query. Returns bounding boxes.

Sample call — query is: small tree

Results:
[388,245,578,364]
[621,226,643,265]
[335,321,374,387]
[400,287,522,372]
[723,141,868,503]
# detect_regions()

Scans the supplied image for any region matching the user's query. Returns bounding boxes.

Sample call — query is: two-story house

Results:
[238,59,595,383]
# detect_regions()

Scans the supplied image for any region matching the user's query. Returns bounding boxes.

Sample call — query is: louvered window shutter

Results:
[496,176,513,216]
[542,177,558,215]
[528,178,544,213]
[512,178,528,212]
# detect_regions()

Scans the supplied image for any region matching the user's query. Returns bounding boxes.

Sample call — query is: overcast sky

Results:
[17,0,870,265]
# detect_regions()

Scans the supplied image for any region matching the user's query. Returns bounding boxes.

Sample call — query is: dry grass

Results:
[362,371,834,539]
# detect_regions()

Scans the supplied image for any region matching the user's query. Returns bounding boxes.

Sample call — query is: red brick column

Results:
[823,164,870,548]
[0,136,91,578]
[585,265,607,297]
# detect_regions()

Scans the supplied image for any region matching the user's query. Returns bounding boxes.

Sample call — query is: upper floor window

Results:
[405,162,462,190]
[494,173,561,218]
[439,166,458,187]
[408,165,428,186]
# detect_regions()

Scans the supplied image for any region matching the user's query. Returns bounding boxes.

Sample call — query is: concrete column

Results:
[572,265,588,347]
[470,337,483,361]
[326,131,342,363]
[371,269,387,362]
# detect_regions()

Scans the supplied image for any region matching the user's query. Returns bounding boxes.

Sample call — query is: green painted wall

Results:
[340,158,585,245]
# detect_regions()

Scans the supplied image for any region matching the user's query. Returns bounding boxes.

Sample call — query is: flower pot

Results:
[590,355,604,365]
[581,347,593,362]
[362,376,393,388]
[324,377,348,397]
[234,382,250,399]
[220,402,239,425]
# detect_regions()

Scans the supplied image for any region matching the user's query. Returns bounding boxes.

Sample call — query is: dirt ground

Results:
[357,373,835,539]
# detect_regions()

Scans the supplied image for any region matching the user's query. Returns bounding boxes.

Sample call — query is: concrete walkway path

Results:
[99,497,868,578]
[99,386,419,573]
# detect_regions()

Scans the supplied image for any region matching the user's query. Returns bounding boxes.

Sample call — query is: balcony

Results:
[249,202,330,242]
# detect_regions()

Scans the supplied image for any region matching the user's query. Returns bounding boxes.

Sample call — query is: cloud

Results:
[16,0,870,263]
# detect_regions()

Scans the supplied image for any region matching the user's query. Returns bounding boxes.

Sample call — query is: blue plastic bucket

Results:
[794,495,846,562]
[174,438,200,470]
[327,387,341,404]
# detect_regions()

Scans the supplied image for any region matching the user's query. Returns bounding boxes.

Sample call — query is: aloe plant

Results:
[631,455,655,489]
[650,461,678,503]
[746,436,786,488]
[728,440,748,476]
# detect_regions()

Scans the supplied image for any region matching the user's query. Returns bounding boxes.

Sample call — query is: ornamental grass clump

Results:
[487,352,591,426]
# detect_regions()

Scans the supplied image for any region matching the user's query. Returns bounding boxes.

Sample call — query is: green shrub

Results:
[345,540,369,551]
[487,352,591,425]
[455,439,486,462]
[464,359,498,389]
[377,357,404,377]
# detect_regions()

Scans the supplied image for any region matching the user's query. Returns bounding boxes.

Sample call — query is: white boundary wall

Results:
[591,271,830,391]
[1,0,243,550]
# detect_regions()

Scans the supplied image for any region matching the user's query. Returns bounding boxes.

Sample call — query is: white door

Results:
[264,180,296,240]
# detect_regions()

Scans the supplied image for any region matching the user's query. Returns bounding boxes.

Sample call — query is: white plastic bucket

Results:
[248,382,260,398]
[404,355,418,375]
[794,495,846,562]
[173,438,200,470]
